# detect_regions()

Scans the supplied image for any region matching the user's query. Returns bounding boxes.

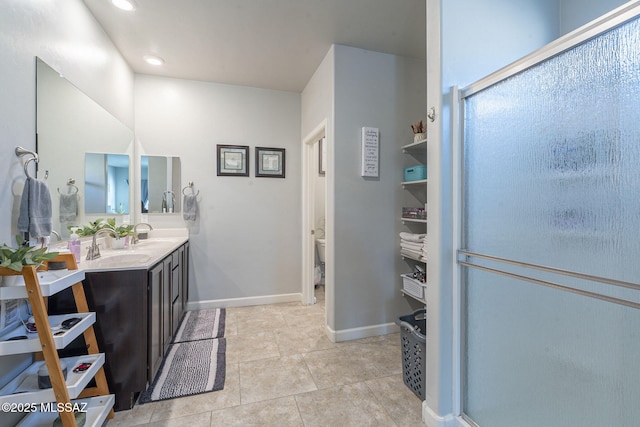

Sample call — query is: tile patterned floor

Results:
[107,287,424,426]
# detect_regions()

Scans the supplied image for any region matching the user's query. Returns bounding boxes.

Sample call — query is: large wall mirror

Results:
[141,156,181,213]
[36,58,133,237]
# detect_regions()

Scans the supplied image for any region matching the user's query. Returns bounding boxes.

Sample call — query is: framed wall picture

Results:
[217,145,249,176]
[255,147,285,178]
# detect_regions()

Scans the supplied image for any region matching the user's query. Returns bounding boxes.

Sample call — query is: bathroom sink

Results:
[92,253,153,268]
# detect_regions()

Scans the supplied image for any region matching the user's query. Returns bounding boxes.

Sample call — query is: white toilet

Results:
[316,238,326,263]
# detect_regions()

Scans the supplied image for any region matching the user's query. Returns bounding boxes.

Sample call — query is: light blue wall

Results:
[134,75,302,303]
[443,0,559,90]
[332,45,425,333]
[560,0,629,35]
[443,0,631,92]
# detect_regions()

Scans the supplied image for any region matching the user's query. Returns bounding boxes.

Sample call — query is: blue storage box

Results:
[404,165,427,182]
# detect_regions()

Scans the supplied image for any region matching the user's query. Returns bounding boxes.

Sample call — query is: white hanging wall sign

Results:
[361,127,379,177]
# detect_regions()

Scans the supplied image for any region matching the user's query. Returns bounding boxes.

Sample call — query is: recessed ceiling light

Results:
[143,55,165,66]
[112,0,137,11]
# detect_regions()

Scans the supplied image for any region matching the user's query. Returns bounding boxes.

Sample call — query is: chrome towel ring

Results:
[182,181,199,196]
[57,178,79,195]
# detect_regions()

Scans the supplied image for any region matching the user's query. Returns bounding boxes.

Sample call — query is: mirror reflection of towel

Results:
[59,193,78,223]
[17,177,52,239]
[183,194,197,221]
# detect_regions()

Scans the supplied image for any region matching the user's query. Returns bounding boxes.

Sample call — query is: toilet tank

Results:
[316,238,326,262]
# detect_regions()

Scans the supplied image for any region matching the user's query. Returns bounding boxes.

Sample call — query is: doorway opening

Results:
[302,120,331,330]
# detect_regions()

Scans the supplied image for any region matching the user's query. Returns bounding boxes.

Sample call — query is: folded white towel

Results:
[399,232,426,243]
[401,241,423,251]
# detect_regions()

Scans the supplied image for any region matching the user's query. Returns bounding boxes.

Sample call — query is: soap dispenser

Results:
[68,227,81,263]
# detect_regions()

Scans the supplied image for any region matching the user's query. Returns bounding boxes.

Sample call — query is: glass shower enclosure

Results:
[459,7,640,427]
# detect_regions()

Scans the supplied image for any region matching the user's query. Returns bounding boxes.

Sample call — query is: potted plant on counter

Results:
[68,218,134,249]
[0,244,58,285]
[100,218,134,249]
[69,218,106,237]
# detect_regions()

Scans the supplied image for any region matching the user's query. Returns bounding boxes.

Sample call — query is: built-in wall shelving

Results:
[400,135,428,305]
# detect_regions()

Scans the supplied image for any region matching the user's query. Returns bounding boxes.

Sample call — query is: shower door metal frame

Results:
[454,1,640,425]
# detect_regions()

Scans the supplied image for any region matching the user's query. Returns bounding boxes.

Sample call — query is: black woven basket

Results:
[396,308,426,400]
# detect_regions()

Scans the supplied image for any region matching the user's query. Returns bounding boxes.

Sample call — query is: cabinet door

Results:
[148,263,163,381]
[182,243,190,311]
[162,256,172,352]
[171,245,185,332]
[171,249,181,304]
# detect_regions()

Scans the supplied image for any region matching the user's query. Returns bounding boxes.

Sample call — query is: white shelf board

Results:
[16,394,115,427]
[0,354,105,404]
[402,218,428,224]
[401,289,427,305]
[0,313,96,356]
[401,139,428,151]
[401,179,428,187]
[0,269,85,300]
[400,251,426,263]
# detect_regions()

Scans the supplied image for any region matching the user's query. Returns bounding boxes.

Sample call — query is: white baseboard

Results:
[185,293,302,311]
[325,322,399,343]
[422,403,458,427]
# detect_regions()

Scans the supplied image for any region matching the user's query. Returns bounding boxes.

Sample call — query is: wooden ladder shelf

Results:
[0,253,113,427]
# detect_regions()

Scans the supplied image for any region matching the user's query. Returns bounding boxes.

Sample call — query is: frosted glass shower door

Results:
[460,12,640,427]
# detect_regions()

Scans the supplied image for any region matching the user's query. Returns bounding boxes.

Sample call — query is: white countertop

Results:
[54,228,189,273]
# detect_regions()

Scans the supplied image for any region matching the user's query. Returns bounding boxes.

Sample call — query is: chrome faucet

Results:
[132,223,154,244]
[86,229,118,260]
[50,230,62,241]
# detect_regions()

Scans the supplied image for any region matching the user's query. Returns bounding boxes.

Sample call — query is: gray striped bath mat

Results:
[173,308,225,343]
[139,338,226,403]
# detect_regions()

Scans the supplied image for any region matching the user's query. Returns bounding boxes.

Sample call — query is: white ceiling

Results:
[83,0,426,92]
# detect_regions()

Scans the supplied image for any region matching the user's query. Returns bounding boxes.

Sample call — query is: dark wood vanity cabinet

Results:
[148,242,190,381]
[48,242,189,412]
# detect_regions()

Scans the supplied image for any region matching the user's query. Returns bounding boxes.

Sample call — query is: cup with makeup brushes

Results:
[411,120,426,143]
